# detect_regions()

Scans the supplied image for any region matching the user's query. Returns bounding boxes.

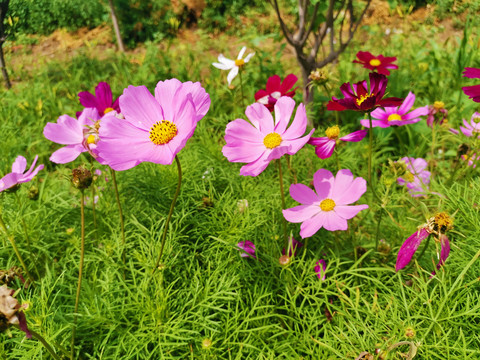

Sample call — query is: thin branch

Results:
[268,0,296,46]
[299,2,319,46]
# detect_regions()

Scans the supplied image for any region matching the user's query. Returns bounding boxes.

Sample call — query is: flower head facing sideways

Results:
[97,79,210,171]
[0,156,44,193]
[308,126,367,159]
[314,259,327,280]
[396,157,431,197]
[283,169,368,238]
[426,101,448,128]
[212,46,255,85]
[237,240,256,259]
[222,96,314,177]
[0,285,31,338]
[396,212,453,272]
[450,112,480,138]
[255,74,298,112]
[360,92,428,128]
[78,81,120,117]
[462,67,480,103]
[353,51,398,76]
[327,72,403,112]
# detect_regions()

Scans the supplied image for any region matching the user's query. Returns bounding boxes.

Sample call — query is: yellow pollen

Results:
[235,59,245,67]
[403,171,415,183]
[149,120,178,145]
[369,59,381,67]
[387,113,402,121]
[103,107,114,114]
[433,101,445,110]
[356,93,374,106]
[320,198,336,212]
[325,125,340,139]
[434,212,453,231]
[263,133,282,149]
[87,135,96,144]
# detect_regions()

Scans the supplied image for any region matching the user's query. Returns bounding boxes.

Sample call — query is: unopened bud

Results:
[201,338,212,349]
[279,255,291,266]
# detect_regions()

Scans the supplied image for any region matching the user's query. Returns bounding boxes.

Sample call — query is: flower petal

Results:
[395,228,430,271]
[313,169,334,199]
[289,183,319,204]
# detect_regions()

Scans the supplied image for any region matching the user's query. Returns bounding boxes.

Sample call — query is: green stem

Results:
[277,159,288,247]
[13,325,62,360]
[285,155,297,184]
[111,170,125,277]
[430,126,436,174]
[334,149,340,171]
[0,213,35,284]
[152,155,182,275]
[91,183,97,235]
[71,191,86,359]
[374,209,384,251]
[239,67,246,110]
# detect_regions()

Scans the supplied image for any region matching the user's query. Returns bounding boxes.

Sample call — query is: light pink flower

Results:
[283,169,368,237]
[450,112,480,138]
[97,79,210,171]
[397,157,431,197]
[360,92,428,128]
[461,153,478,168]
[314,259,327,280]
[222,96,314,176]
[237,240,256,259]
[308,126,367,159]
[0,156,44,193]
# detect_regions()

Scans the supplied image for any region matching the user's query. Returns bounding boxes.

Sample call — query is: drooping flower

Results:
[0,156,44,193]
[449,112,480,138]
[308,126,367,159]
[282,236,303,257]
[255,74,298,112]
[237,240,256,259]
[43,108,103,164]
[0,285,31,338]
[353,51,398,76]
[396,157,431,197]
[360,92,428,128]
[426,101,448,128]
[78,82,120,117]
[314,259,327,280]
[283,169,368,237]
[97,79,210,171]
[327,72,403,112]
[222,96,314,177]
[462,67,480,103]
[212,46,255,85]
[396,212,453,272]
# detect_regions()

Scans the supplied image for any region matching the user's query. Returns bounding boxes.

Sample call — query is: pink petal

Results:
[180,81,211,121]
[224,118,264,144]
[397,92,415,114]
[323,211,348,231]
[239,150,271,177]
[395,228,430,271]
[78,90,97,108]
[334,204,369,219]
[360,119,391,128]
[281,103,308,140]
[50,145,85,164]
[280,74,298,93]
[273,96,296,133]
[120,85,162,130]
[401,106,429,120]
[154,79,182,121]
[11,156,27,173]
[333,177,367,205]
[43,115,83,145]
[339,129,367,142]
[313,169,334,199]
[299,211,326,238]
[222,143,265,163]
[95,82,113,111]
[289,183,319,204]
[331,169,354,200]
[283,204,321,224]
[245,102,274,134]
[314,139,335,159]
[284,129,314,155]
[463,67,480,78]
[265,75,281,93]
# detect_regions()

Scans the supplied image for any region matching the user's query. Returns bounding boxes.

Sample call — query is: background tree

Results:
[0,0,11,89]
[108,0,125,52]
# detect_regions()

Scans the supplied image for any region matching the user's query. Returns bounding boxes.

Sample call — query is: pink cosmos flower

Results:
[360,92,428,128]
[0,156,44,193]
[43,108,103,164]
[449,112,480,138]
[353,51,398,76]
[308,125,367,159]
[237,240,256,259]
[462,67,480,102]
[282,236,303,257]
[314,259,327,280]
[396,212,452,272]
[461,153,478,168]
[426,102,448,128]
[97,79,210,171]
[78,82,120,116]
[283,169,368,237]
[254,74,298,112]
[222,96,314,177]
[397,157,431,197]
[327,72,403,112]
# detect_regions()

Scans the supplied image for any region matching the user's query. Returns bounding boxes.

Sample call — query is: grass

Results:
[1,11,480,359]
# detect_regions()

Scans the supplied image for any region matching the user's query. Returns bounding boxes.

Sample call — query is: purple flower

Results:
[426,102,448,128]
[360,92,428,128]
[450,112,480,138]
[283,169,369,237]
[78,82,120,116]
[462,67,480,103]
[0,156,44,193]
[461,153,478,168]
[308,126,367,159]
[397,157,431,197]
[237,240,256,259]
[282,236,303,257]
[314,259,327,280]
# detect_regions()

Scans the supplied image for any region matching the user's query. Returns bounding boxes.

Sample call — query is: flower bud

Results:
[27,185,39,200]
[71,167,92,189]
[201,338,212,349]
[404,326,416,338]
[279,255,291,266]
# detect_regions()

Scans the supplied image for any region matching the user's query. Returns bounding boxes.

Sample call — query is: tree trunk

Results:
[0,43,10,89]
[108,0,125,52]
[0,0,11,89]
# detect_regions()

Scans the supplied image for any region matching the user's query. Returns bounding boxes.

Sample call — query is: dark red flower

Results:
[254,74,298,112]
[327,72,403,112]
[78,82,121,117]
[353,51,398,76]
[462,67,480,103]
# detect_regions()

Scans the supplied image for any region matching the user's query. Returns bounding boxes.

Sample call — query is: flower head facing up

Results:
[327,72,403,112]
[353,51,398,76]
[222,96,314,177]
[308,126,367,159]
[237,240,256,259]
[314,259,327,280]
[97,79,210,171]
[462,67,480,103]
[0,156,44,193]
[255,74,298,112]
[212,46,255,85]
[396,157,431,197]
[78,81,120,116]
[283,169,368,237]
[426,101,448,127]
[360,92,428,128]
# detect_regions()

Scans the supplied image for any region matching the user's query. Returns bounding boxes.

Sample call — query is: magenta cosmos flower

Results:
[397,157,431,197]
[314,259,327,280]
[353,51,398,76]
[426,101,448,128]
[308,125,367,159]
[237,240,256,259]
[396,212,452,271]
[222,96,314,177]
[450,112,480,138]
[462,67,480,102]
[44,108,103,164]
[0,156,44,193]
[283,169,368,237]
[97,79,210,171]
[78,81,120,116]
[254,74,298,112]
[282,236,303,257]
[360,92,428,128]
[327,72,403,112]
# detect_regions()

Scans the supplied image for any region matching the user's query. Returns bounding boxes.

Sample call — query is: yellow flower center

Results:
[325,125,340,140]
[87,135,96,144]
[403,171,415,183]
[320,198,336,211]
[103,107,114,115]
[149,120,178,145]
[235,59,245,67]
[387,113,402,121]
[433,101,445,110]
[369,59,381,67]
[356,93,374,106]
[434,212,453,231]
[263,133,282,149]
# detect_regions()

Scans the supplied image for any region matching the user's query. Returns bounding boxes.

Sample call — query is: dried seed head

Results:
[71,167,92,189]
